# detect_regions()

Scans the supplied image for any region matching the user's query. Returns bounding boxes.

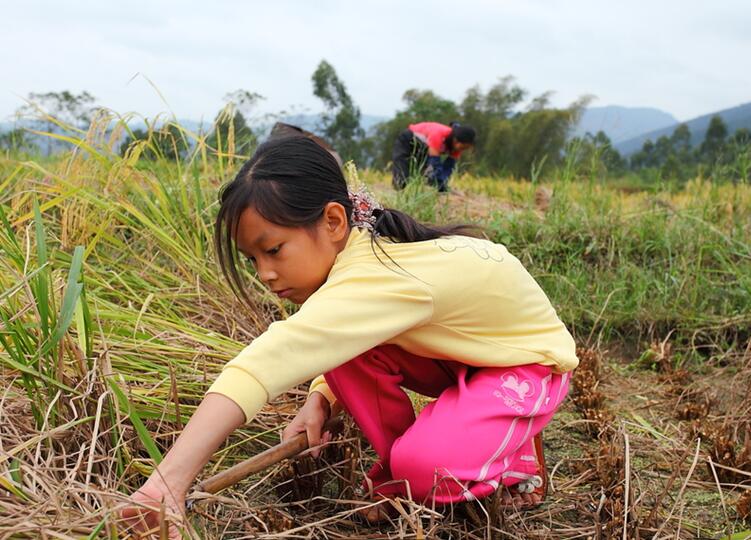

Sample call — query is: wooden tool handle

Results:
[195,416,343,494]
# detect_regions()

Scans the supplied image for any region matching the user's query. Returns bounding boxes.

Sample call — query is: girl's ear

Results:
[323,202,349,242]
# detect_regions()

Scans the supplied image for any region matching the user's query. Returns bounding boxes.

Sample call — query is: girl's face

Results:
[234,203,350,305]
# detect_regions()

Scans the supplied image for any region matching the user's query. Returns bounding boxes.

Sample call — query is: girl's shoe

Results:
[353,475,400,524]
[499,432,547,510]
[355,498,399,524]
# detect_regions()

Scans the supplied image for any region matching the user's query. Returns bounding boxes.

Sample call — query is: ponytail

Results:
[367,207,482,275]
[373,207,478,242]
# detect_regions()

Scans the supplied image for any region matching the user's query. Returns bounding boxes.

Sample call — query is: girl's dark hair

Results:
[215,136,477,305]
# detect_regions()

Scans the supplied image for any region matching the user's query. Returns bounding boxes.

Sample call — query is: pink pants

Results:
[324,345,570,504]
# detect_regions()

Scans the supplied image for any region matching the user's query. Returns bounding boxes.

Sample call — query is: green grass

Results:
[370,170,750,356]
[479,179,750,350]
[1,114,750,537]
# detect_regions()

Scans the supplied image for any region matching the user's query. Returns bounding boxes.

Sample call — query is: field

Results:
[1,118,750,538]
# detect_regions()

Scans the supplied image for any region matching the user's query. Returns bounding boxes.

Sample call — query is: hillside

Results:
[615,101,751,155]
[572,105,677,144]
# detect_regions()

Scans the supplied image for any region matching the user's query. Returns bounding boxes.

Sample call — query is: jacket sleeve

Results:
[206,262,434,422]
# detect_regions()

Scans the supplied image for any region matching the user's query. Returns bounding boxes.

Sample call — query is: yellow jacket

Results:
[207,227,578,422]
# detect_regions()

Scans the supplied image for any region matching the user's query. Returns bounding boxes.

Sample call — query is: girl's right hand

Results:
[120,475,185,539]
[282,391,332,458]
[118,393,247,539]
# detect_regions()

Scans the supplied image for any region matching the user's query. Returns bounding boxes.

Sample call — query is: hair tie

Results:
[348,186,383,235]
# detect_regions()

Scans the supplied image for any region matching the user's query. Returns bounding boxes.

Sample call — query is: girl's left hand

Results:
[282,391,332,458]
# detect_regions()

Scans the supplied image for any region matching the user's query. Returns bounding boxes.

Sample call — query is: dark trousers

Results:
[391,129,429,190]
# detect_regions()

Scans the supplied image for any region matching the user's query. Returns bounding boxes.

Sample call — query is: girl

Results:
[392,121,476,192]
[123,136,577,535]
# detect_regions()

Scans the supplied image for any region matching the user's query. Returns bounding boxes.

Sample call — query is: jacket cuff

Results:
[309,378,337,406]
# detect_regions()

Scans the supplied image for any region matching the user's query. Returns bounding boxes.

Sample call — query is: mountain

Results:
[614,101,751,156]
[572,105,678,144]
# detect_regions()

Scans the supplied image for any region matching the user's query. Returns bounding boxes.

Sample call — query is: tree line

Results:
[627,116,750,182]
[2,61,749,183]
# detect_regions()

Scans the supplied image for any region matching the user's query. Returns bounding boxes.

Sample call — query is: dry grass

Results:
[1,116,750,538]
[3,345,750,538]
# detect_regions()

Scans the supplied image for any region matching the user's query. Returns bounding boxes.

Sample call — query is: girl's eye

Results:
[246,256,256,265]
[267,245,281,255]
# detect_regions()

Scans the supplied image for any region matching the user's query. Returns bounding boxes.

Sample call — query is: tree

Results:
[591,131,626,175]
[666,124,694,180]
[311,60,364,163]
[208,108,255,157]
[728,128,751,183]
[469,89,589,177]
[21,90,97,127]
[459,77,526,171]
[654,135,673,165]
[631,139,657,170]
[660,152,683,181]
[503,94,589,178]
[207,90,262,157]
[17,90,97,155]
[400,89,460,121]
[630,123,698,181]
[732,127,750,146]
[670,123,691,154]
[483,76,526,118]
[698,115,728,166]
[120,123,190,161]
[0,128,34,154]
[475,118,511,174]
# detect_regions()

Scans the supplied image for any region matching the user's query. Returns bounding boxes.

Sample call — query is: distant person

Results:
[392,121,476,192]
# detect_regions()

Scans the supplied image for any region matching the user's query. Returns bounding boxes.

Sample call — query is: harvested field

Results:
[1,120,750,538]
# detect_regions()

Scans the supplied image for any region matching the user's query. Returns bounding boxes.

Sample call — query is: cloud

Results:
[2,0,749,122]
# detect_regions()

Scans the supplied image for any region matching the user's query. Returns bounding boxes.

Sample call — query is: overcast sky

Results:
[3,0,749,123]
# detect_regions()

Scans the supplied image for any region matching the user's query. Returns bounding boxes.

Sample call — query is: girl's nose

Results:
[257,265,278,284]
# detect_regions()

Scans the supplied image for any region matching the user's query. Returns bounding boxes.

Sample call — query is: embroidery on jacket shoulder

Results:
[433,236,505,262]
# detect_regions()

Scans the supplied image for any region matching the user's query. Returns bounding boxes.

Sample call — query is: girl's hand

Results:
[119,393,246,539]
[120,475,185,539]
[282,391,332,458]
